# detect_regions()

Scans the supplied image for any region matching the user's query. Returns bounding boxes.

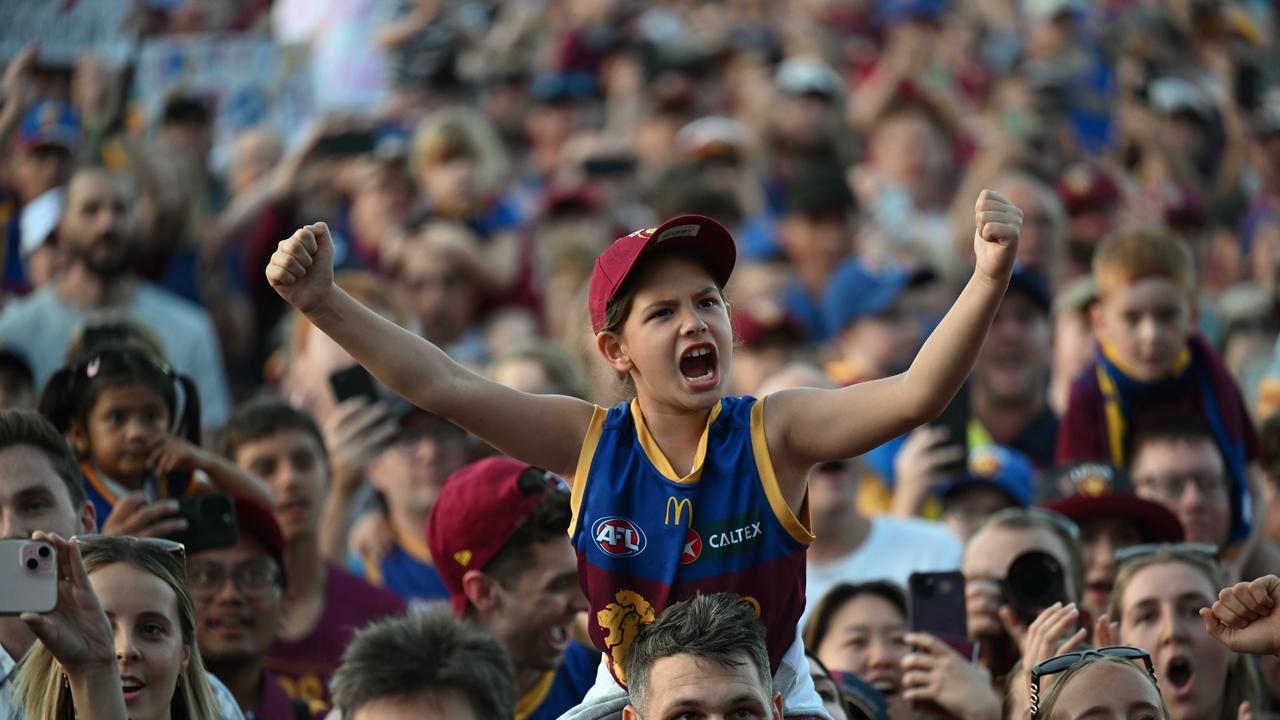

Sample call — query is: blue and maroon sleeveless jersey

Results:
[570,395,812,687]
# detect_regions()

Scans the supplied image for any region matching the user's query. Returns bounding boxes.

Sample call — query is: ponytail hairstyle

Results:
[38,344,201,449]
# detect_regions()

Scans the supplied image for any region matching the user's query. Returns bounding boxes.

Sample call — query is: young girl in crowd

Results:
[38,345,271,533]
[267,190,1022,717]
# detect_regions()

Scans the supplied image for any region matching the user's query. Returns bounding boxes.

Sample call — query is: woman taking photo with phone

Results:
[15,532,219,720]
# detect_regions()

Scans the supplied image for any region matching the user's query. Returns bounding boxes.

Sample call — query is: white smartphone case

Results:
[0,539,57,614]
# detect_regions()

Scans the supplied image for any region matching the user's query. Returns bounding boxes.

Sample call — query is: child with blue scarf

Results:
[1057,228,1259,552]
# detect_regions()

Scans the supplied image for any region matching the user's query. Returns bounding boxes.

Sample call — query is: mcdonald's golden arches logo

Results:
[665,496,693,526]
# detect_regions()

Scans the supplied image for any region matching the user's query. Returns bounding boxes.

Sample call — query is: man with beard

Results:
[0,166,231,429]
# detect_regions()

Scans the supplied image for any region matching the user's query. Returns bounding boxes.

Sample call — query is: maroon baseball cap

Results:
[426,456,561,616]
[588,215,737,333]
[231,495,288,585]
[1037,462,1184,543]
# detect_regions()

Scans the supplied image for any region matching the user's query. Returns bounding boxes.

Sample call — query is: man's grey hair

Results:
[330,607,515,719]
[625,593,773,716]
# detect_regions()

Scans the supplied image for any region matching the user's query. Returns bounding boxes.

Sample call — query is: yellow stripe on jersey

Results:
[570,405,608,537]
[750,398,815,545]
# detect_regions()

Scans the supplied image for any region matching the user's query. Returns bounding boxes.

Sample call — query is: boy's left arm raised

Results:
[766,190,1022,470]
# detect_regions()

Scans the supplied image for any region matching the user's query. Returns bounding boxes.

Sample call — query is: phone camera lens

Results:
[26,558,38,570]
[38,546,50,558]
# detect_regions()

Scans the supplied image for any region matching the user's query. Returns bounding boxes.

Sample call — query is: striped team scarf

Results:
[1095,335,1251,546]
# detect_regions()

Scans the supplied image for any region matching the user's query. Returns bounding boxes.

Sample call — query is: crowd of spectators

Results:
[4,0,1280,718]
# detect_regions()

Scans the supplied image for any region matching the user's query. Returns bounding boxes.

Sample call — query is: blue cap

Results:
[822,260,910,335]
[19,101,81,152]
[940,444,1034,507]
[879,0,949,24]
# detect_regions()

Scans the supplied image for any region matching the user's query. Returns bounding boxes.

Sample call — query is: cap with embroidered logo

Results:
[588,215,737,333]
[425,456,563,616]
[1037,461,1184,543]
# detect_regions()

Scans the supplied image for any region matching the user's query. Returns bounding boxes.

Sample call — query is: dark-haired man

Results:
[189,495,309,719]
[0,167,231,429]
[425,456,596,719]
[622,592,782,720]
[221,396,404,714]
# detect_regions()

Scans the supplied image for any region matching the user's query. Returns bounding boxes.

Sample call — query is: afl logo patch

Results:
[593,516,647,557]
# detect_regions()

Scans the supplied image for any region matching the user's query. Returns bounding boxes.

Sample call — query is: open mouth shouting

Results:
[1161,653,1195,700]
[678,343,718,390]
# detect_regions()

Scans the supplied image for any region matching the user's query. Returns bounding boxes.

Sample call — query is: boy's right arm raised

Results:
[266,222,597,480]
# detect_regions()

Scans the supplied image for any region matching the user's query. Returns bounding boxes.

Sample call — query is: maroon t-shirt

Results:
[264,565,405,715]
[247,671,300,720]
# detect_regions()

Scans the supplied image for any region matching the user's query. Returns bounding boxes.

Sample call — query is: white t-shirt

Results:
[804,516,963,622]
[0,283,232,428]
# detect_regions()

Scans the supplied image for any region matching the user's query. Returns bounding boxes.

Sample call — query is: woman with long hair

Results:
[1106,544,1270,720]
[16,533,219,720]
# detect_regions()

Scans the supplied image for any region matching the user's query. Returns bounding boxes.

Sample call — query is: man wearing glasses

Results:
[187,495,311,720]
[1129,417,1280,582]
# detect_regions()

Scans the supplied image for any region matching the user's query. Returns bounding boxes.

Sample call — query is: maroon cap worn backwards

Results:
[426,456,558,616]
[588,214,737,333]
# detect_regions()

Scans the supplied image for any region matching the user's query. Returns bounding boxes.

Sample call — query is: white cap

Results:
[775,57,841,98]
[1148,77,1214,119]
[675,116,748,155]
[20,186,65,257]
[1022,0,1084,20]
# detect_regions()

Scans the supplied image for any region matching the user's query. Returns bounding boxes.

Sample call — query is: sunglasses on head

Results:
[1114,542,1218,565]
[73,534,187,561]
[1030,646,1156,719]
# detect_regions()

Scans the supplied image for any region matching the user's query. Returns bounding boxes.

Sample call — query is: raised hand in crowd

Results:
[318,396,397,563]
[1006,602,1088,718]
[267,221,338,315]
[100,495,187,538]
[901,632,1000,720]
[1200,574,1280,656]
[890,425,966,518]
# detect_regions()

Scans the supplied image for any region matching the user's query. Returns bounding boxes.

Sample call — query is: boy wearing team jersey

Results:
[266,190,1022,718]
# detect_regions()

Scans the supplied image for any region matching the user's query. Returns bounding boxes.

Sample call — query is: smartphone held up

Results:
[0,538,57,614]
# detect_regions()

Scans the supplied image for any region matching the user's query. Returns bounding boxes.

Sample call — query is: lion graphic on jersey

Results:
[596,589,656,686]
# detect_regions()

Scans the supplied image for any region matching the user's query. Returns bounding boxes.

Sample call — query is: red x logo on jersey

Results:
[680,528,702,565]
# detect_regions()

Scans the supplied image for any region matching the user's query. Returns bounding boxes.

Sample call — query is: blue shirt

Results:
[521,641,599,720]
[350,529,450,608]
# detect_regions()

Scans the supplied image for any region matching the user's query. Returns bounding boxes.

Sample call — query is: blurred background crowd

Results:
[4,0,1280,719]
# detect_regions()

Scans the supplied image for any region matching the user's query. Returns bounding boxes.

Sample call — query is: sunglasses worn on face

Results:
[1114,541,1218,565]
[1030,646,1156,720]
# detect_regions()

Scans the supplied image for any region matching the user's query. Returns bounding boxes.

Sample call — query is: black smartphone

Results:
[168,494,238,555]
[330,364,381,404]
[909,571,971,656]
[316,130,378,157]
[329,365,417,424]
[909,571,972,719]
[927,381,970,477]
